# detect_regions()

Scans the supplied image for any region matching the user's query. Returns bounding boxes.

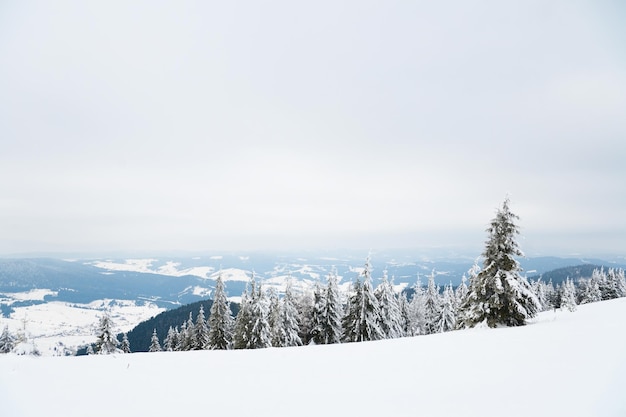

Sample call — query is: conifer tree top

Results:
[482,197,524,266]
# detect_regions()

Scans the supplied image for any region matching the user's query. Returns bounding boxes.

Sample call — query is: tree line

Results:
[90,264,624,355]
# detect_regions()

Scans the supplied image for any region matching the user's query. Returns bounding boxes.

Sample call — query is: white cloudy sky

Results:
[0,1,625,257]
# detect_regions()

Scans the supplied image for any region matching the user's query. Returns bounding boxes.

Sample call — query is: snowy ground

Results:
[1,298,625,417]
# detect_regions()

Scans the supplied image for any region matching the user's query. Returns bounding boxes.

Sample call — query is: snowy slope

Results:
[1,298,625,417]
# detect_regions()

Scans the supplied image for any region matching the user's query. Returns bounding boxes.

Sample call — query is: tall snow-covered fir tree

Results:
[294,287,315,345]
[408,278,426,336]
[614,268,626,297]
[375,270,404,339]
[121,333,131,353]
[577,278,594,305]
[342,257,383,342]
[436,283,457,333]
[208,273,234,350]
[268,288,285,347]
[149,329,162,352]
[248,281,272,349]
[593,268,614,300]
[531,279,547,311]
[187,312,197,350]
[321,270,343,344]
[308,280,326,345]
[163,326,178,351]
[604,268,626,300]
[560,278,577,312]
[233,277,253,350]
[454,270,471,328]
[178,321,189,351]
[342,278,363,343]
[544,279,558,310]
[463,198,540,328]
[397,292,412,337]
[193,305,210,350]
[423,271,442,335]
[281,279,302,346]
[95,311,120,354]
[0,325,15,353]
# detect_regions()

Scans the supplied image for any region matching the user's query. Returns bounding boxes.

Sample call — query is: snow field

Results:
[0,299,164,355]
[1,298,625,417]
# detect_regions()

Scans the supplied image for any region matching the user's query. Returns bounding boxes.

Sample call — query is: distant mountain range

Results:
[2,253,625,315]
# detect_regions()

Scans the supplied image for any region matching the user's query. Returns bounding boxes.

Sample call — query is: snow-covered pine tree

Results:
[86,344,94,355]
[560,278,577,312]
[544,279,558,310]
[342,278,363,343]
[575,278,588,305]
[321,269,343,344]
[590,268,606,301]
[358,258,384,341]
[248,282,272,349]
[172,326,182,351]
[308,280,326,345]
[149,329,162,352]
[0,325,15,353]
[185,312,196,351]
[423,271,442,334]
[208,273,234,350]
[163,326,177,351]
[579,277,601,305]
[397,292,412,337]
[454,271,471,328]
[455,273,470,307]
[463,198,540,328]
[233,277,253,350]
[614,268,626,298]
[178,321,188,351]
[606,268,626,300]
[531,278,547,312]
[294,286,315,345]
[280,280,302,347]
[121,333,131,353]
[375,270,403,339]
[342,257,383,342]
[193,305,209,350]
[95,312,120,354]
[436,283,457,333]
[408,278,426,336]
[268,288,285,347]
[594,268,612,300]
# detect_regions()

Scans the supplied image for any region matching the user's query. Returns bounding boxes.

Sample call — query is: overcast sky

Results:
[1,1,625,257]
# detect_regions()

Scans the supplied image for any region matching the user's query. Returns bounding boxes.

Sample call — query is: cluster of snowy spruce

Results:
[533,266,626,313]
[0,324,41,356]
[82,198,626,355]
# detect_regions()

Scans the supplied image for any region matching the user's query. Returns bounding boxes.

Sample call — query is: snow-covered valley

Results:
[1,298,625,417]
[0,291,164,355]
